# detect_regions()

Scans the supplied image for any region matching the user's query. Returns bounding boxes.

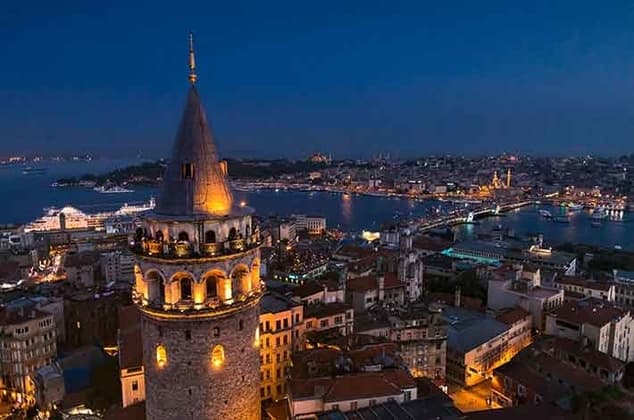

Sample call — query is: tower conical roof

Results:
[155,86,234,217]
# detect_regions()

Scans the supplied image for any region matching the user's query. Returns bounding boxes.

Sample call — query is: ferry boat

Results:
[116,197,156,215]
[94,185,134,194]
[539,209,552,218]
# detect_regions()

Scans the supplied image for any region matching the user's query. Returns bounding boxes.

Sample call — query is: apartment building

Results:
[288,344,417,418]
[545,299,633,362]
[259,293,305,401]
[117,305,144,408]
[304,302,354,337]
[100,250,136,283]
[487,265,564,329]
[0,307,57,403]
[441,307,531,387]
[347,273,405,313]
[553,276,615,302]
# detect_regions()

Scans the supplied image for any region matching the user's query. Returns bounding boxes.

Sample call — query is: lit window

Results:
[156,344,167,368]
[212,344,225,368]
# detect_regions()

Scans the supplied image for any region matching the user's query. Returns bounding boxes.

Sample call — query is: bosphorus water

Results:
[1,161,633,250]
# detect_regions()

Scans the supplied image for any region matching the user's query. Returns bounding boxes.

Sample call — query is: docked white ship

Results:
[23,198,155,232]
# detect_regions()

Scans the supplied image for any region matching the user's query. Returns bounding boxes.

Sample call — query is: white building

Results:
[553,276,616,302]
[292,214,326,236]
[101,250,136,284]
[487,265,564,330]
[290,369,417,418]
[545,299,634,362]
[118,306,145,408]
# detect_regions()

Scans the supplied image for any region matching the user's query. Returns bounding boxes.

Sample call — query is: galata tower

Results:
[132,34,262,420]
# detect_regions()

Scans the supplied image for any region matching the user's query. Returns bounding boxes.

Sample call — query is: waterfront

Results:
[1,162,633,250]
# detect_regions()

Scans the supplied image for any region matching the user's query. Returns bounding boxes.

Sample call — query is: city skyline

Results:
[3,1,634,158]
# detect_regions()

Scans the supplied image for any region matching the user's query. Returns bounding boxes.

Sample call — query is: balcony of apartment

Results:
[131,233,260,260]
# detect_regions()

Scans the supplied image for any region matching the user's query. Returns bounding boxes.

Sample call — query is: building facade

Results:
[259,293,305,401]
[132,39,263,420]
[0,307,57,404]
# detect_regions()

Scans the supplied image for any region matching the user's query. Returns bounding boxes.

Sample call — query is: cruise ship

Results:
[23,198,155,232]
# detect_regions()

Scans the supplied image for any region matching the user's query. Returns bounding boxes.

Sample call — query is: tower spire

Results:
[188,32,197,85]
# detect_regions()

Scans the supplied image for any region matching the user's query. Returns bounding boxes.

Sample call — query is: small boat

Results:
[568,203,584,211]
[539,209,552,218]
[22,166,48,175]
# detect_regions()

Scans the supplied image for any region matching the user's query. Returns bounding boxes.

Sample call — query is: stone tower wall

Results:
[141,301,261,420]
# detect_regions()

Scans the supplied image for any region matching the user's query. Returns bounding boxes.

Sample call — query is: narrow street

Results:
[448,380,502,413]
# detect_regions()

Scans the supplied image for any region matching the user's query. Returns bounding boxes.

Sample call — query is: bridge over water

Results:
[414,201,534,233]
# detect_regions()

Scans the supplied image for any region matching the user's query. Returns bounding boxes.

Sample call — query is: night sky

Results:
[3,1,634,159]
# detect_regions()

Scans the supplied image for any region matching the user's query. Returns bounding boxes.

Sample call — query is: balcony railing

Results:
[134,288,263,314]
[132,233,261,259]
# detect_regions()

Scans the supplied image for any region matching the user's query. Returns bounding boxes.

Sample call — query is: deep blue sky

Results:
[3,1,634,159]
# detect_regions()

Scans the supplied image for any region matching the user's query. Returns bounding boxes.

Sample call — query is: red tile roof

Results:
[323,373,402,401]
[558,276,613,291]
[289,369,415,402]
[549,336,625,372]
[383,273,402,289]
[347,275,377,292]
[550,300,628,328]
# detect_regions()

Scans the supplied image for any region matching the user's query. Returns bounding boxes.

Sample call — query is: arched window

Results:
[254,327,260,348]
[205,230,216,243]
[156,230,164,242]
[233,269,251,295]
[178,231,189,241]
[156,344,167,368]
[181,278,193,301]
[135,227,144,240]
[146,271,165,304]
[211,344,225,368]
[228,227,237,241]
[206,276,218,298]
[245,225,251,237]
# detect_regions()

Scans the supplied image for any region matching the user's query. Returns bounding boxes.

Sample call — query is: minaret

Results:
[492,171,500,189]
[133,34,262,420]
[506,168,511,188]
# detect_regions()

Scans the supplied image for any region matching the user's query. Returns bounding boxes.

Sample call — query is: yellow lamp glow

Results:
[212,344,225,368]
[156,344,167,368]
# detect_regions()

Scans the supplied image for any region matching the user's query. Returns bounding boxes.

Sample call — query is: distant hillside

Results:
[55,159,329,186]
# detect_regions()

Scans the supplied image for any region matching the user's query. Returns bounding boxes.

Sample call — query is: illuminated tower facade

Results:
[132,35,262,420]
